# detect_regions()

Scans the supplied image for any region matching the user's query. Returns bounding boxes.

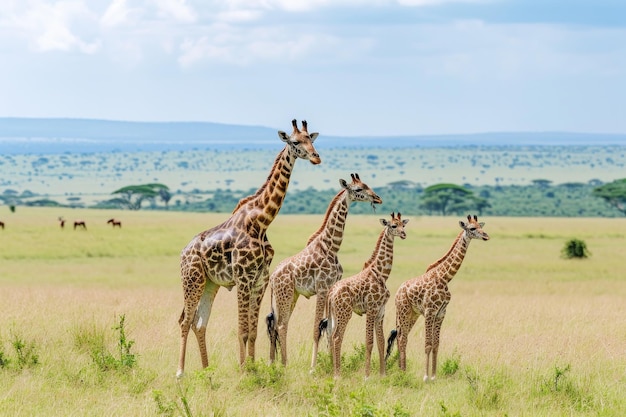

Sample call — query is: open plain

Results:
[0,207,625,416]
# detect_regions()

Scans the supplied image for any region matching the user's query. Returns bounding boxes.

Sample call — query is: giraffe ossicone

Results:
[386,214,489,382]
[176,119,321,378]
[265,173,382,369]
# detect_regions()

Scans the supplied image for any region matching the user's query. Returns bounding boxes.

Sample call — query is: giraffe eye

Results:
[292,141,301,145]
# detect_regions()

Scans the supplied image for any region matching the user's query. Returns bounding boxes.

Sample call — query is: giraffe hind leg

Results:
[177,307,193,378]
[310,293,327,371]
[177,281,219,377]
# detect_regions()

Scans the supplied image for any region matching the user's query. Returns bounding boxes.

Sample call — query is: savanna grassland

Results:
[0,207,625,416]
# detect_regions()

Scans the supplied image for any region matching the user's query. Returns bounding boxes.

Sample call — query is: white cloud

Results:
[154,0,197,22]
[101,0,142,27]
[5,1,101,53]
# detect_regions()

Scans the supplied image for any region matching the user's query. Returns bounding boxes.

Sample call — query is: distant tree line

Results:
[163,178,626,218]
[3,178,626,217]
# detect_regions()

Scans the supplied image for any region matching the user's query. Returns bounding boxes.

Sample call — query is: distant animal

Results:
[107,218,122,228]
[58,217,65,229]
[74,221,87,230]
[0,221,4,229]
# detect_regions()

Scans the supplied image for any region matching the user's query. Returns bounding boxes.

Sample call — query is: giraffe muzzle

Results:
[309,154,321,165]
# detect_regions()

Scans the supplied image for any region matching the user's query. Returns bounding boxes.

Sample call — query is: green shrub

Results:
[561,239,591,259]
[441,350,461,376]
[12,333,39,369]
[76,314,137,372]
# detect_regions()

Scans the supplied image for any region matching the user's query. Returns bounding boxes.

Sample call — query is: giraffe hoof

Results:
[176,370,184,379]
[423,375,429,382]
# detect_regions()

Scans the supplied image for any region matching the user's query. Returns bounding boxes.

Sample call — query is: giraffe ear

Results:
[380,219,388,227]
[278,131,290,143]
[339,178,349,189]
[309,132,319,142]
[459,220,466,228]
[402,219,409,225]
[479,222,485,227]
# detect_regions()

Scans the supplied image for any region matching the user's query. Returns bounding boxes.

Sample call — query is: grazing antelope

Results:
[74,220,87,230]
[107,218,122,228]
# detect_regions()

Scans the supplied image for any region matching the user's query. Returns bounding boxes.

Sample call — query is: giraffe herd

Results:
[177,119,489,380]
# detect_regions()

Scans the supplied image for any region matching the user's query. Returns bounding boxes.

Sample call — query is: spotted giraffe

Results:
[176,119,321,378]
[324,212,408,378]
[387,215,489,381]
[266,173,382,369]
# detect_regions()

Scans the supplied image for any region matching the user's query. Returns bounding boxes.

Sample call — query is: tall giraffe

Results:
[387,214,489,382]
[323,212,408,378]
[176,119,321,378]
[266,173,383,369]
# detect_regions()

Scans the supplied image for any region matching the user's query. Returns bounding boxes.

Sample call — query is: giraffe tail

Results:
[385,329,398,362]
[266,311,278,344]
[317,318,328,341]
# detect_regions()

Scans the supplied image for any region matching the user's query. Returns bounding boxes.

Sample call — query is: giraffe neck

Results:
[305,190,349,253]
[425,231,470,284]
[363,229,395,280]
[233,146,297,228]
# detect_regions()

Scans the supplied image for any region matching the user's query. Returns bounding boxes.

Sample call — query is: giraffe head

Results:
[278,119,321,165]
[339,173,383,210]
[459,214,490,241]
[380,212,408,240]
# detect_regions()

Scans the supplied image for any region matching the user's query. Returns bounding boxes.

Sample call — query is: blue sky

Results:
[1,0,625,137]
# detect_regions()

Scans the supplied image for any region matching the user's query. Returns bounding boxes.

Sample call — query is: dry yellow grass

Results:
[0,207,625,416]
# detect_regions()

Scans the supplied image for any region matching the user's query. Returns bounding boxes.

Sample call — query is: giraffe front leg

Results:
[375,315,386,376]
[364,314,375,379]
[430,305,447,381]
[236,284,251,367]
[247,278,269,361]
[310,292,327,371]
[424,313,437,382]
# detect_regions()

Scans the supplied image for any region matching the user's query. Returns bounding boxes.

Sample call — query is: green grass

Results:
[0,207,625,416]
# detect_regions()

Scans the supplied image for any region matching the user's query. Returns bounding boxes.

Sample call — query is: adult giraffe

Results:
[177,119,321,378]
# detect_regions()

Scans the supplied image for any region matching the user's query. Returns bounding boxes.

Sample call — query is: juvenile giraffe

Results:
[386,215,489,381]
[323,212,408,378]
[266,173,382,369]
[177,120,321,378]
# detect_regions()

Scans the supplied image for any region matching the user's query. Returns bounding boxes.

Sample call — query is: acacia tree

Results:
[419,183,489,216]
[111,183,170,210]
[592,178,626,216]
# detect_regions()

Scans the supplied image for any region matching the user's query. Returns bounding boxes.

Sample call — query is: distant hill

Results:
[1,117,625,154]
